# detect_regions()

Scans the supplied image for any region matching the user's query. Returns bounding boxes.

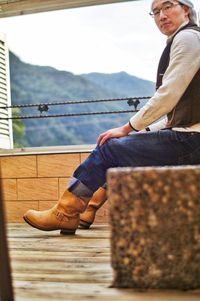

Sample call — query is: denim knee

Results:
[98,138,121,166]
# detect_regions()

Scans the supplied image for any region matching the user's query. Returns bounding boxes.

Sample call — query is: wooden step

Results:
[7,223,200,300]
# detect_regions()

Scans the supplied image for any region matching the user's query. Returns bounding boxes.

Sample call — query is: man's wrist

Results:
[129,121,139,132]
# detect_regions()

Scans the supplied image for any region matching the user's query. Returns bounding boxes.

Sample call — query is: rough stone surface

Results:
[107,166,200,289]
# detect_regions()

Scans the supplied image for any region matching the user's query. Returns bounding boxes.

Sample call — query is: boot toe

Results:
[23,209,55,231]
[23,209,37,222]
[23,209,44,230]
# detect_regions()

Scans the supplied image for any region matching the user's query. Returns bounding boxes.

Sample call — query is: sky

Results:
[0,0,199,82]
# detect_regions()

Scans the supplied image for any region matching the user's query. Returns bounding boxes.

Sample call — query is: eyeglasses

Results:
[149,1,181,18]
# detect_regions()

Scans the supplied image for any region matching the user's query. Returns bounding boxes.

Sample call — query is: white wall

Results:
[0,32,13,149]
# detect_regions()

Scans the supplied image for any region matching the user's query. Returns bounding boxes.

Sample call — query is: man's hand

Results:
[97,123,134,145]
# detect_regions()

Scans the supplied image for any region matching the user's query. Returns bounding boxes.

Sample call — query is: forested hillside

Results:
[9,52,154,147]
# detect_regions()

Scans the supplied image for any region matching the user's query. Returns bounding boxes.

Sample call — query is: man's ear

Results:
[182,5,190,19]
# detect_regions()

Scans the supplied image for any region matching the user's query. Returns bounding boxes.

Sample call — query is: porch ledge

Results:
[0,144,96,156]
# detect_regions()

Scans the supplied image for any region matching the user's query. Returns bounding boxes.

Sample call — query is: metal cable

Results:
[1,109,139,120]
[0,96,151,109]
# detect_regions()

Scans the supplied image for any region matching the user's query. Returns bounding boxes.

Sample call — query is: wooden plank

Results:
[7,223,200,301]
[0,0,136,18]
[37,154,80,177]
[12,286,200,301]
[12,261,110,272]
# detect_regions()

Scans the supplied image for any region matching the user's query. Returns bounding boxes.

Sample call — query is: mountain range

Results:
[9,52,155,147]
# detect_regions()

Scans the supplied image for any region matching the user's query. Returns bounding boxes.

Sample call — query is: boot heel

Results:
[60,228,76,235]
[79,220,91,229]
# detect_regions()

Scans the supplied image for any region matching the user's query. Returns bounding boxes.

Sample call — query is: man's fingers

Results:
[97,131,110,144]
[99,134,111,145]
[97,133,106,145]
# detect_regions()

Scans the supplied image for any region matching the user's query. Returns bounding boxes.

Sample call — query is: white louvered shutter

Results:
[198,10,200,26]
[0,32,13,149]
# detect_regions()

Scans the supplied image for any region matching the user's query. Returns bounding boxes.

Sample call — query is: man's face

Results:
[151,0,190,36]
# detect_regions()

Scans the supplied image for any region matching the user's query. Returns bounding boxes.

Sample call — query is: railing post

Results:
[0,179,14,301]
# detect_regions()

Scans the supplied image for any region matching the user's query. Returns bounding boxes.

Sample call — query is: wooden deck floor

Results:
[7,223,200,301]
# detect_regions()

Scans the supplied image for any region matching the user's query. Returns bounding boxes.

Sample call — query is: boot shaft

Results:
[79,187,107,229]
[57,190,90,214]
[87,187,107,209]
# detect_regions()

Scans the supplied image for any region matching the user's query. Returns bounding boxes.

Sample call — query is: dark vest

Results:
[156,22,200,128]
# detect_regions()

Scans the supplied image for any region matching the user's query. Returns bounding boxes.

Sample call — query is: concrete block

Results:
[108,166,200,289]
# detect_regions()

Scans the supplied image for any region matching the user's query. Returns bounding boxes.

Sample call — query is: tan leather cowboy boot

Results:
[79,187,107,229]
[23,190,90,235]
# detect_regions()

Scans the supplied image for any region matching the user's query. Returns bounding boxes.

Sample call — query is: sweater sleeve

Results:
[148,116,168,131]
[129,29,200,131]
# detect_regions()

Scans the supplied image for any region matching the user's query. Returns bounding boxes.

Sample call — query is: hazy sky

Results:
[0,0,199,81]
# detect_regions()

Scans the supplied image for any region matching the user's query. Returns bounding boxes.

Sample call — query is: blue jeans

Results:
[68,130,200,197]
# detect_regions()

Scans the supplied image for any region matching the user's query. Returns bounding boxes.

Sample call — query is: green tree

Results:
[12,108,26,148]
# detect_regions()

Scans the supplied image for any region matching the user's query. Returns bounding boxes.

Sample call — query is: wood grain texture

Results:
[6,223,200,301]
[0,0,134,18]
